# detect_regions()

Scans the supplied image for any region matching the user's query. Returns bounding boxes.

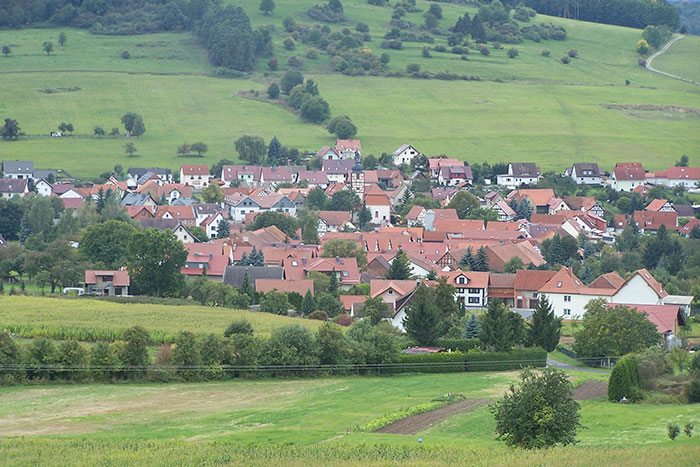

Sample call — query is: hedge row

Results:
[436,338,480,352]
[390,352,467,374]
[464,348,547,372]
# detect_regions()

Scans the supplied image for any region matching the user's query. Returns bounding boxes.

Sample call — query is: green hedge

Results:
[389,352,467,374]
[463,348,547,372]
[436,338,480,352]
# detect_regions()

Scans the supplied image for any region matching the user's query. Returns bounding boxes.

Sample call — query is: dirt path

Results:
[645,35,700,85]
[573,380,608,400]
[374,399,491,435]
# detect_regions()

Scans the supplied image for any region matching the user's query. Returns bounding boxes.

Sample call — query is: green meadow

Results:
[0,0,697,178]
[651,34,700,84]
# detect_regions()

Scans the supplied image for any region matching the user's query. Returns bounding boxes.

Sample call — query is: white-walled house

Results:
[439,270,489,309]
[565,163,604,185]
[365,194,391,225]
[35,179,53,197]
[392,144,421,166]
[180,165,211,191]
[496,163,541,188]
[611,162,645,192]
[2,160,34,179]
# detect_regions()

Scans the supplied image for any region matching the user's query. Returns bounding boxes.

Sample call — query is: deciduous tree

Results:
[127,228,187,297]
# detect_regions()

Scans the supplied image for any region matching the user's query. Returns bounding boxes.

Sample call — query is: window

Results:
[292,261,298,267]
[458,276,466,284]
[342,271,348,277]
[468,288,480,294]
[557,281,562,288]
[564,295,571,302]
[563,308,571,316]
[533,292,538,298]
[468,297,480,304]
[388,290,393,295]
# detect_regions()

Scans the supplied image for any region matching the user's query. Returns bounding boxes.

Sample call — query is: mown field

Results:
[651,34,700,83]
[0,371,698,464]
[0,295,322,343]
[0,0,698,177]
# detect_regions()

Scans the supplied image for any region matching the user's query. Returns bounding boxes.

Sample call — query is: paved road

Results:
[547,357,610,374]
[645,35,700,85]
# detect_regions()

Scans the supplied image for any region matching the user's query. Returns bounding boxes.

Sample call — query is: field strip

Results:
[646,35,700,86]
[374,399,491,435]
[0,69,206,76]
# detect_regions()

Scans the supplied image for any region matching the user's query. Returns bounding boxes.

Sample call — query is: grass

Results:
[651,34,700,83]
[0,295,322,343]
[0,0,698,177]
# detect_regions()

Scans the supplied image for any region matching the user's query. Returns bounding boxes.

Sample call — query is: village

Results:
[1,141,698,338]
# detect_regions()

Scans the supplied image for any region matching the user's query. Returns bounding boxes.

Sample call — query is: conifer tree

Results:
[386,249,412,279]
[301,289,315,315]
[473,246,489,272]
[459,247,474,270]
[216,219,230,239]
[328,269,339,295]
[464,313,481,339]
[526,294,562,352]
[267,136,283,165]
[479,299,514,351]
[403,284,440,345]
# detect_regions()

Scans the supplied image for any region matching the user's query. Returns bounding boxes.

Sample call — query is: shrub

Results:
[422,47,431,58]
[568,49,578,58]
[436,338,480,352]
[464,348,546,372]
[450,46,464,54]
[460,54,468,61]
[283,37,296,50]
[224,319,254,337]
[308,310,329,321]
[267,58,278,70]
[637,39,650,55]
[406,63,420,73]
[608,354,641,402]
[685,423,694,437]
[684,378,700,403]
[306,48,319,59]
[561,56,570,64]
[479,46,490,56]
[336,314,353,326]
[434,45,447,53]
[668,423,680,440]
[507,48,519,59]
[541,49,550,57]
[492,41,502,49]
[121,50,130,59]
[356,22,369,33]
[288,55,304,69]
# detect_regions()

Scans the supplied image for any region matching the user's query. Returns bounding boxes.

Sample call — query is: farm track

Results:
[645,35,700,86]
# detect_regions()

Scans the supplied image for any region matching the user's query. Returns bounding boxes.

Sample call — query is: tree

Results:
[386,249,411,279]
[328,270,339,295]
[1,118,20,140]
[79,220,138,269]
[172,331,202,380]
[507,48,519,59]
[216,219,230,239]
[300,96,330,123]
[259,0,275,15]
[459,247,475,270]
[363,295,390,325]
[429,3,443,19]
[2,45,11,57]
[301,289,315,315]
[526,294,561,352]
[190,142,208,156]
[424,12,438,29]
[503,256,524,274]
[448,191,480,219]
[128,228,188,297]
[267,82,280,99]
[280,70,304,94]
[491,368,581,448]
[358,203,371,228]
[607,354,640,402]
[58,32,67,47]
[302,215,320,244]
[327,190,359,211]
[42,41,53,55]
[321,238,367,268]
[202,183,224,203]
[267,136,283,165]
[315,322,350,365]
[131,115,146,137]
[690,225,700,240]
[306,187,327,210]
[403,284,441,345]
[118,326,151,369]
[260,290,290,315]
[573,299,661,358]
[224,319,254,337]
[124,142,137,157]
[480,299,514,352]
[471,14,486,42]
[94,126,105,136]
[246,211,299,238]
[327,115,357,139]
[464,313,481,338]
[676,155,689,167]
[261,325,318,368]
[434,277,460,335]
[472,246,489,272]
[235,135,267,164]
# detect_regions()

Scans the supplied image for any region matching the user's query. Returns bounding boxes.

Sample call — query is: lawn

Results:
[0,295,322,343]
[651,34,700,84]
[0,2,698,177]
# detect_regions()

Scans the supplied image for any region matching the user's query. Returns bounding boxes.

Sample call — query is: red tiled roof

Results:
[85,270,130,286]
[589,272,625,290]
[370,279,419,298]
[340,295,366,311]
[181,164,209,176]
[336,139,361,151]
[438,270,489,289]
[511,189,555,207]
[318,210,351,227]
[632,210,677,230]
[613,162,645,181]
[514,269,557,291]
[666,166,700,180]
[364,194,391,206]
[607,303,683,334]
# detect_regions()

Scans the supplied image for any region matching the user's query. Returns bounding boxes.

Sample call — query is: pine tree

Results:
[473,246,489,272]
[526,294,562,352]
[254,248,264,266]
[267,136,283,165]
[358,202,371,228]
[471,14,486,42]
[464,313,481,339]
[402,284,440,345]
[401,187,413,205]
[690,225,700,239]
[426,269,438,280]
[240,272,253,298]
[434,277,460,335]
[386,249,412,279]
[19,215,31,244]
[479,299,514,352]
[216,219,230,239]
[248,246,258,266]
[328,269,339,295]
[302,216,320,244]
[459,247,474,270]
[301,289,315,315]
[239,252,248,265]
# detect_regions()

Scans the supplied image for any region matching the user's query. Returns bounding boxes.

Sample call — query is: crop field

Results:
[651,34,700,84]
[0,295,322,343]
[0,0,698,177]
[0,371,698,465]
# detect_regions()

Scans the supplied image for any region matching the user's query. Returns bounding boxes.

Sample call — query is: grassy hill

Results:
[0,295,322,343]
[651,34,700,83]
[0,0,698,177]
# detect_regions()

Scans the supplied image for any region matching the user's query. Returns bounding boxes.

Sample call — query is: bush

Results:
[685,423,694,437]
[391,352,466,374]
[668,423,681,440]
[356,22,369,33]
[288,55,304,69]
[684,378,700,403]
[306,48,319,59]
[283,37,296,50]
[561,56,570,64]
[460,54,468,61]
[267,83,280,99]
[436,338,480,352]
[224,319,254,337]
[406,63,420,73]
[121,50,130,59]
[464,348,546,372]
[492,41,502,49]
[608,354,641,402]
[479,46,490,56]
[267,58,278,70]
[434,45,447,53]
[422,47,431,58]
[507,48,519,58]
[568,49,578,58]
[308,310,329,321]
[541,49,550,56]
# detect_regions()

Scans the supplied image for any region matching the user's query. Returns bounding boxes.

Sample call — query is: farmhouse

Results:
[0,179,29,199]
[565,163,604,185]
[180,164,211,191]
[2,160,34,179]
[85,270,130,296]
[392,144,422,166]
[496,163,541,188]
[611,162,645,192]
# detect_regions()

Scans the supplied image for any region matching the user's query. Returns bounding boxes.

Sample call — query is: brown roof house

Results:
[85,270,130,296]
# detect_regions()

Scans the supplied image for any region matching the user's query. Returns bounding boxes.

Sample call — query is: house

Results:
[484,242,545,272]
[365,194,392,225]
[128,205,156,220]
[335,139,361,159]
[180,164,211,191]
[126,167,172,188]
[514,269,557,310]
[565,163,604,185]
[0,179,28,199]
[645,199,675,213]
[429,187,459,206]
[340,295,366,316]
[121,192,157,207]
[220,165,264,187]
[34,178,53,197]
[262,166,295,186]
[137,181,192,204]
[496,163,541,188]
[223,265,284,288]
[139,218,200,243]
[563,196,604,218]
[488,273,516,307]
[438,270,490,308]
[647,167,700,190]
[181,243,230,280]
[508,189,555,214]
[607,303,686,337]
[317,211,354,236]
[2,160,34,179]
[85,270,129,296]
[201,212,227,239]
[322,160,354,183]
[296,170,329,189]
[679,218,700,237]
[392,144,422,166]
[428,158,462,178]
[316,146,339,160]
[611,162,645,192]
[301,256,361,287]
[228,194,296,222]
[193,203,222,225]
[156,205,197,226]
[490,200,516,221]
[255,279,314,296]
[371,279,420,310]
[632,210,678,232]
[438,165,473,186]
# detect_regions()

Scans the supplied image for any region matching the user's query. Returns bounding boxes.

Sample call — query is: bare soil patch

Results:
[374,398,491,435]
[602,104,700,120]
[573,380,608,400]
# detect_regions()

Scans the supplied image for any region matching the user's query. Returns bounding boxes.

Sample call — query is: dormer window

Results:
[557,281,562,288]
[458,276,466,284]
[292,261,298,267]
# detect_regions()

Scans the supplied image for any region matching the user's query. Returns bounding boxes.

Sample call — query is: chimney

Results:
[335,256,340,263]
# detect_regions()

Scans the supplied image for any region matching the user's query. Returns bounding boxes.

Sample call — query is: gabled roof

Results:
[511,188,555,207]
[392,144,417,156]
[428,158,461,170]
[607,303,685,334]
[589,271,625,290]
[679,218,700,235]
[335,139,361,152]
[156,205,196,221]
[2,160,33,174]
[221,165,264,183]
[322,159,354,174]
[304,257,360,285]
[632,210,677,230]
[438,269,489,289]
[318,210,351,226]
[514,269,557,291]
[370,279,419,298]
[489,273,516,288]
[432,219,484,232]
[563,196,599,212]
[538,267,587,294]
[665,166,700,181]
[570,162,602,177]
[509,162,540,177]
[297,170,329,185]
[621,269,667,298]
[645,199,672,212]
[406,205,425,220]
[181,164,209,176]
[262,166,294,182]
[439,165,473,179]
[183,243,229,276]
[255,279,314,296]
[0,179,28,194]
[85,270,130,286]
[486,242,545,268]
[223,265,284,287]
[364,193,391,207]
[315,146,338,158]
[613,162,645,181]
